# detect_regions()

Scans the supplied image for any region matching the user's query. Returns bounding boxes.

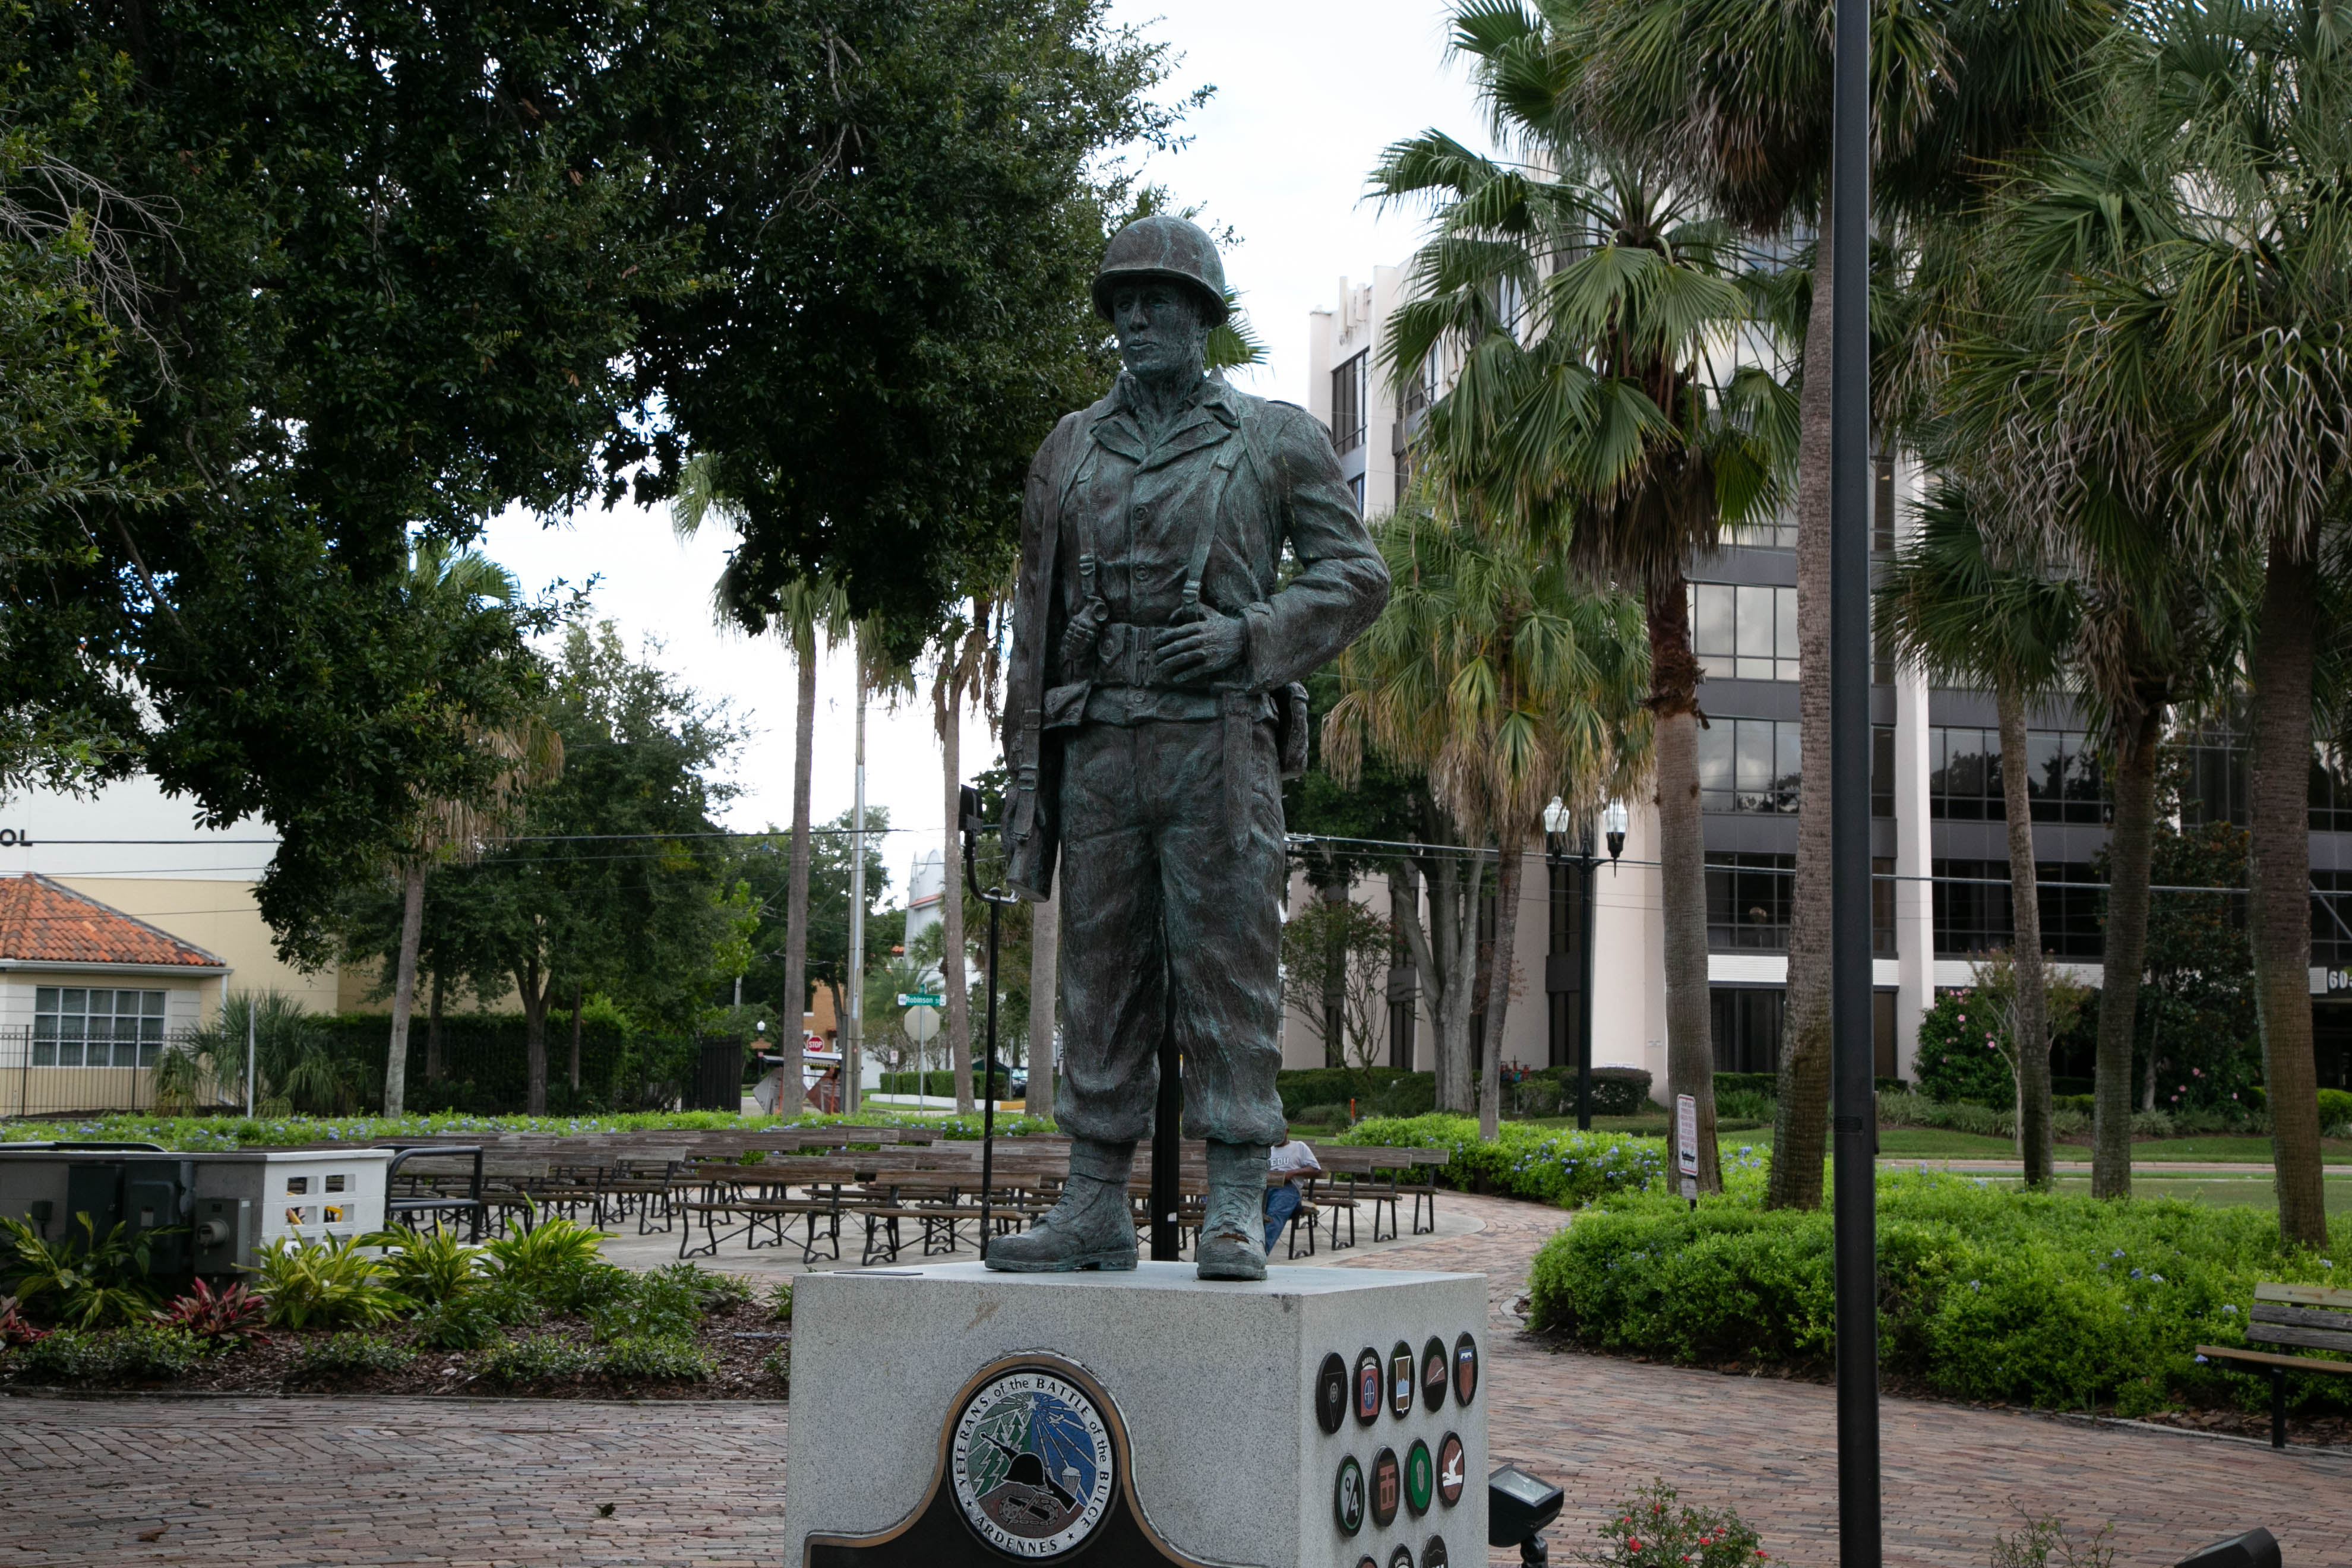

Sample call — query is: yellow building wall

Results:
[51,878,341,1021]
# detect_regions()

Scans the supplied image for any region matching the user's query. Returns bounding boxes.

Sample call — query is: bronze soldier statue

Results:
[991,214,1389,1281]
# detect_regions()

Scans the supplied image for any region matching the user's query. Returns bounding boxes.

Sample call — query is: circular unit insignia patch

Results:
[1452,1331,1480,1406]
[1420,1335,1448,1412]
[1316,1352,1349,1435]
[1436,1432,1466,1507]
[949,1366,1117,1559]
[1370,1447,1401,1528]
[1335,1455,1367,1536]
[1389,1339,1415,1418]
[1403,1437,1434,1517]
[1357,1558,1378,1568]
[1352,1347,1383,1426]
[1423,1536,1449,1568]
[1389,1546,1416,1568]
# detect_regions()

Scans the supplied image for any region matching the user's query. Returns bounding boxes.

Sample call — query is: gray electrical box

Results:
[0,1148,390,1275]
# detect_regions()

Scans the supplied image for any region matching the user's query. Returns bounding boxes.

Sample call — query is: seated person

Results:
[1263,1137,1324,1252]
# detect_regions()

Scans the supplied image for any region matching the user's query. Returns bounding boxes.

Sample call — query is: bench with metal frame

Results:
[2195,1281,2352,1447]
[385,1146,485,1240]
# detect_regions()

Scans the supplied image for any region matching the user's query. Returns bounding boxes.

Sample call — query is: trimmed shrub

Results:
[1295,1102,1353,1129]
[2319,1088,2352,1128]
[600,1333,715,1382]
[1526,1168,2350,1418]
[13,1324,208,1383]
[1912,990,2015,1107]
[1276,1067,1425,1118]
[877,1069,1013,1098]
[1336,1114,1686,1207]
[295,1333,418,1378]
[478,1333,598,1384]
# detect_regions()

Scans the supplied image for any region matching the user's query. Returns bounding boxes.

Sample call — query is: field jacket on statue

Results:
[1001,372,1389,899]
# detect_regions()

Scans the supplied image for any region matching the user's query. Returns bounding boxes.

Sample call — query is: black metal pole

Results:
[960,784,1013,1262]
[1577,846,1597,1132]
[1150,1026,1181,1260]
[1829,0,1882,1557]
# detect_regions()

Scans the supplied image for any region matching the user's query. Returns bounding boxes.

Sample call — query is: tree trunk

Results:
[1322,881,1348,1068]
[1772,205,1837,1209]
[425,970,444,1084]
[1651,570,1721,1193]
[519,959,549,1115]
[2246,536,2329,1245]
[779,636,817,1115]
[1997,684,2052,1187]
[1028,894,1058,1122]
[1393,856,1446,1087]
[941,666,976,1114]
[382,862,426,1118]
[2092,700,2163,1199]
[568,981,584,1094]
[1388,867,1417,1070]
[1478,831,1528,1141]
[2141,1022,2160,1112]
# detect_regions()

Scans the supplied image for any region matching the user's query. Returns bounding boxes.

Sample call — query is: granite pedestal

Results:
[780,1261,1488,1568]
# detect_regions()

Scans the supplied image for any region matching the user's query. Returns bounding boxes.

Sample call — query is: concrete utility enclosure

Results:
[0,1147,391,1273]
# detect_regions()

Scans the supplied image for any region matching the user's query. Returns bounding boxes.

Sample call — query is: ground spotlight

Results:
[1487,1465,1564,1567]
[2176,1527,2282,1568]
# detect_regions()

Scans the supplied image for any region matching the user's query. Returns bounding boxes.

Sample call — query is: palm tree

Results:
[1561,0,2114,1203]
[1970,0,2352,1241]
[1369,5,1788,1175]
[1879,482,2079,1184]
[673,457,855,1115]
[932,597,1001,1115]
[381,540,561,1120]
[1324,507,1652,1140]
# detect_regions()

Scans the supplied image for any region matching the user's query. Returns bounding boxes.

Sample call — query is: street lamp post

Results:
[1543,799,1624,1133]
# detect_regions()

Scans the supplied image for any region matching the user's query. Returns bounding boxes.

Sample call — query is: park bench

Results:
[385,1146,486,1240]
[2195,1282,2352,1447]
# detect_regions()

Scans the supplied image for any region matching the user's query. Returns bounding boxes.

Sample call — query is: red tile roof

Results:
[0,875,227,970]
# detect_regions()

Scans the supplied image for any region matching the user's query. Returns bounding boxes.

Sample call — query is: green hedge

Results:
[1711,1072,1910,1100]
[1335,1114,1690,1207]
[282,1013,705,1116]
[1276,1067,1430,1118]
[877,1070,1013,1098]
[1527,1168,2351,1419]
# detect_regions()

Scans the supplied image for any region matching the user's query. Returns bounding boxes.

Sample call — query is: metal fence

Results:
[0,1026,223,1120]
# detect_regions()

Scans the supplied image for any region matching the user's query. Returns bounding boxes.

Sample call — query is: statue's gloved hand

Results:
[1155,612,1247,683]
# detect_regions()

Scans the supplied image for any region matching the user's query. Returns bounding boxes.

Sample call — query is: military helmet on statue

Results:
[1091,213,1229,326]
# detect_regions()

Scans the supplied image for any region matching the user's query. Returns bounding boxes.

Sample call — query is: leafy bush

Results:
[2319,1088,2352,1128]
[410,1295,507,1350]
[760,1343,792,1384]
[1712,1088,1776,1123]
[1526,1169,2350,1418]
[585,1266,706,1342]
[600,1333,715,1381]
[696,1269,754,1310]
[1990,1513,2115,1567]
[765,1280,794,1321]
[251,1236,410,1329]
[0,1215,165,1327]
[481,1215,609,1299]
[369,1224,488,1307]
[1337,1115,1675,1207]
[154,1278,268,1345]
[1295,1102,1352,1128]
[0,1295,48,1346]
[1276,1067,1427,1118]
[294,1332,418,1378]
[876,1068,1013,1098]
[1584,1481,1768,1567]
[1912,990,2016,1107]
[478,1332,598,1384]
[14,1324,208,1383]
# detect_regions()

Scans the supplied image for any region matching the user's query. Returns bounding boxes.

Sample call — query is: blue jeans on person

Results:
[1263,1181,1302,1253]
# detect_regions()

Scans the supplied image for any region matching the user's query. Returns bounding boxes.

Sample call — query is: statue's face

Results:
[1109,281,1208,381]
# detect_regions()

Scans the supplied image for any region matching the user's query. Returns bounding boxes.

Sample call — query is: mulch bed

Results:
[0,1280,791,1401]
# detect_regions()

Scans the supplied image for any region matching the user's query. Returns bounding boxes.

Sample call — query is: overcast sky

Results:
[479,1,1488,909]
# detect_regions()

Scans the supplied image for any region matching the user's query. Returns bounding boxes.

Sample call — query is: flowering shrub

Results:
[1336,1115,1667,1207]
[1586,1481,1767,1566]
[1910,988,2016,1107]
[1528,1169,2348,1419]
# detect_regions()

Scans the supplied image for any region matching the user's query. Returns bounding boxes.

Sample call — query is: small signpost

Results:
[897,991,944,1008]
[1676,1093,1699,1206]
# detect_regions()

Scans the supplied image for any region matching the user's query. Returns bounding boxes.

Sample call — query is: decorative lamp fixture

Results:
[1541,797,1572,865]
[1602,799,1628,862]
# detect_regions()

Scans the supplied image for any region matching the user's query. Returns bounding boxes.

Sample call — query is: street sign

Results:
[896,992,944,1008]
[1676,1093,1699,1202]
[901,1004,940,1045]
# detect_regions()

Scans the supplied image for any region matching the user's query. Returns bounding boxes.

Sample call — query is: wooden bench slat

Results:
[2255,1282,2352,1310]
[2196,1343,2352,1374]
[2246,1322,2352,1354]
[2250,1302,2352,1332]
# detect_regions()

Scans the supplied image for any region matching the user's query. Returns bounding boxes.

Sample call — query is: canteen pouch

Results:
[1041,681,1092,731]
[1275,680,1310,780]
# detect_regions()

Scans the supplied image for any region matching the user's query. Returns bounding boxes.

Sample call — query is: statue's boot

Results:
[985,1137,1138,1272]
[1196,1141,1270,1281]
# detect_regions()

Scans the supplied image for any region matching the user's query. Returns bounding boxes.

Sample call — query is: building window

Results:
[1689,582,1797,682]
[2313,870,2352,968]
[1708,853,1795,950]
[2313,745,2352,833]
[1931,861,2104,959]
[1331,350,1367,456]
[32,987,167,1067]
[1870,726,1896,818]
[1930,727,2107,823]
[1710,988,1782,1073]
[1872,454,1896,554]
[1728,503,1798,549]
[1698,719,1800,814]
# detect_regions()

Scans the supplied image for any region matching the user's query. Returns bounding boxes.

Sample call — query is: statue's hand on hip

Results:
[1156,612,1247,683]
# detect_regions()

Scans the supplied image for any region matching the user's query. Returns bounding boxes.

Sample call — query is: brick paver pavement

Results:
[4,1192,2346,1567]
